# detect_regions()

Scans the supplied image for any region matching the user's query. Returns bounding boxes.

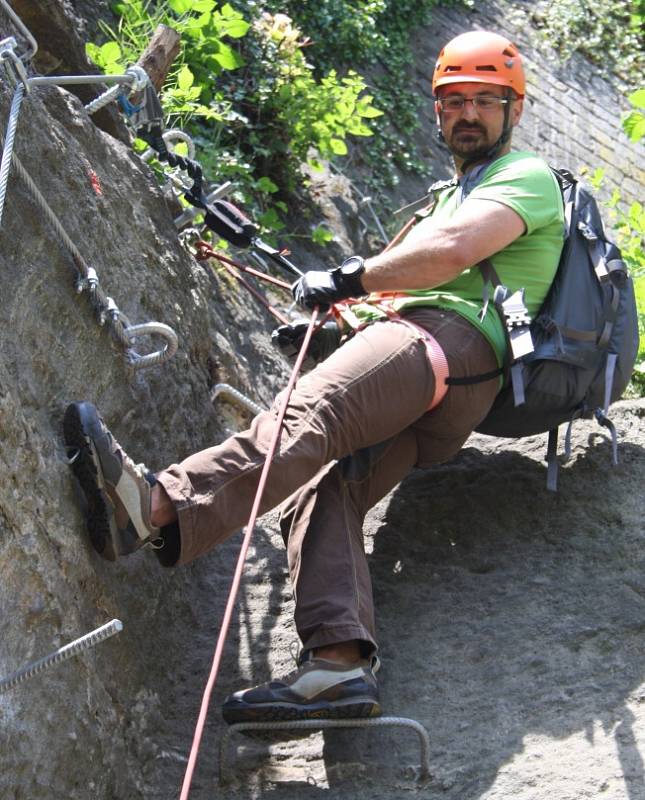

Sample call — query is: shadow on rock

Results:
[317,442,645,797]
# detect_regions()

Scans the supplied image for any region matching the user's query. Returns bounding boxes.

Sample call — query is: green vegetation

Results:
[620,89,645,391]
[87,0,385,241]
[261,0,443,196]
[87,0,644,391]
[532,1,644,392]
[531,0,644,91]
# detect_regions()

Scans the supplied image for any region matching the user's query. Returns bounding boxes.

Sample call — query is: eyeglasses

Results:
[438,95,509,113]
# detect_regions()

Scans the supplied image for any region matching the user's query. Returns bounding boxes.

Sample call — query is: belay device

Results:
[475,169,639,490]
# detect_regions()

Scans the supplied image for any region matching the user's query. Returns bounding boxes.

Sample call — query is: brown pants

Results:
[156,308,499,652]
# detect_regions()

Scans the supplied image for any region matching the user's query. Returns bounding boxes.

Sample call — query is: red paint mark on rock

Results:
[88,169,103,196]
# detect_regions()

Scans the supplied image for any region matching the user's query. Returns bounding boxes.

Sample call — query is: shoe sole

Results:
[222,698,382,725]
[63,403,119,561]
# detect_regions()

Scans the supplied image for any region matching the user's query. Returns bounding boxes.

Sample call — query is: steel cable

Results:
[0,81,24,226]
[0,137,178,368]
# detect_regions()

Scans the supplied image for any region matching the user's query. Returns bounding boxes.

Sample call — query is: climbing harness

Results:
[179,308,320,800]
[0,7,178,371]
[0,619,122,694]
[380,307,450,411]
[220,716,432,784]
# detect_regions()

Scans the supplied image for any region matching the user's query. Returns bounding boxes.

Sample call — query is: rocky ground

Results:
[205,400,645,800]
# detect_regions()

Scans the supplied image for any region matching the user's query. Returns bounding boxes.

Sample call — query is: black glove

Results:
[291,256,367,311]
[271,318,342,371]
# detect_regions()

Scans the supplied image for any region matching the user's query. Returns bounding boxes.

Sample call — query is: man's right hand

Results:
[271,318,342,371]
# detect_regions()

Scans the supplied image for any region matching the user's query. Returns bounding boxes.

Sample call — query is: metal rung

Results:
[0,619,123,694]
[219,716,432,784]
[211,383,265,417]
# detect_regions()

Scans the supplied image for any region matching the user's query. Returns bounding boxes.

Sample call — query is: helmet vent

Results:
[444,66,462,73]
[502,47,517,57]
[475,65,498,72]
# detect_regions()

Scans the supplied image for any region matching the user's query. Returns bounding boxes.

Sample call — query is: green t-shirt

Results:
[352,152,565,363]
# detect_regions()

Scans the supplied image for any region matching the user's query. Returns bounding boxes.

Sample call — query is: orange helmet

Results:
[432,31,526,97]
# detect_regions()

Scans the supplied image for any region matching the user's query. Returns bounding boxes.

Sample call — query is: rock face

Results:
[0,2,643,800]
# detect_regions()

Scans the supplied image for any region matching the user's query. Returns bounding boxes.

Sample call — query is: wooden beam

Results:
[135,24,181,95]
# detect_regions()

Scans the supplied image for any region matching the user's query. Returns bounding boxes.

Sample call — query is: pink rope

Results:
[179,308,320,800]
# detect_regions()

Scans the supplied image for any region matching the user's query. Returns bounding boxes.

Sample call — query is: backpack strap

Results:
[595,407,619,465]
[445,366,503,386]
[603,352,618,413]
[546,427,559,492]
[478,258,502,322]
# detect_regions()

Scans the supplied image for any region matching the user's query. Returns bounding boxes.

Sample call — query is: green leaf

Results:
[167,0,193,14]
[258,207,285,231]
[190,11,212,30]
[311,225,333,245]
[623,110,645,143]
[220,3,239,17]
[99,41,122,63]
[220,18,250,38]
[191,0,216,11]
[173,141,189,156]
[85,42,100,63]
[256,176,279,193]
[177,65,195,91]
[213,43,244,70]
[330,137,348,155]
[589,166,605,191]
[629,202,644,226]
[358,105,384,119]
[628,88,645,109]
[356,95,384,118]
[307,158,325,173]
[346,119,373,137]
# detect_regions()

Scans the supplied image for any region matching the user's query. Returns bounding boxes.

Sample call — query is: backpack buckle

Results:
[494,286,534,360]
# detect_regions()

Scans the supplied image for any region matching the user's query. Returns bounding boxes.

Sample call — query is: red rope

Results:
[195,241,292,325]
[178,308,320,800]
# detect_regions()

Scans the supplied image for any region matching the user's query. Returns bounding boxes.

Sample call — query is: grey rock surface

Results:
[0,2,643,800]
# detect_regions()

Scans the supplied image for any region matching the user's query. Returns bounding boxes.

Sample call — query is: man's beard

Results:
[447,122,492,161]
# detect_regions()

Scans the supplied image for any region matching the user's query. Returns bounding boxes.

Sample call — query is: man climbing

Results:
[64,31,564,723]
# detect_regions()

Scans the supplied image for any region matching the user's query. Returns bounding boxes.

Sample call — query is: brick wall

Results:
[405,0,644,208]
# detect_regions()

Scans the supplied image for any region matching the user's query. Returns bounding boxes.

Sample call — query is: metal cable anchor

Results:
[76,267,99,294]
[0,0,38,62]
[0,37,29,90]
[125,321,179,370]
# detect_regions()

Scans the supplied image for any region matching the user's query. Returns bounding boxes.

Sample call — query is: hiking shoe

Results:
[222,652,381,724]
[63,401,160,561]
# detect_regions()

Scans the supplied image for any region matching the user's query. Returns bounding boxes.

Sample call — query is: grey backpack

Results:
[472,169,640,489]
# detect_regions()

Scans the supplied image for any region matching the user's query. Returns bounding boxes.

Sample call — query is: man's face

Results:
[435,81,523,163]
